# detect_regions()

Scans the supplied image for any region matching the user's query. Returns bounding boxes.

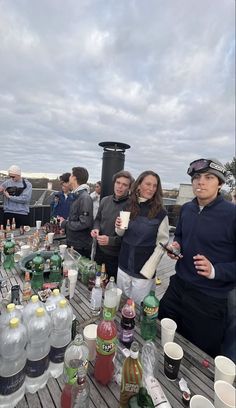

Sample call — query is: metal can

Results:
[71,314,77,340]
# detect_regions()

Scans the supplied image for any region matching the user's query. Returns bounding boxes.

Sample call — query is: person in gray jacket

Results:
[60,167,93,258]
[91,170,133,280]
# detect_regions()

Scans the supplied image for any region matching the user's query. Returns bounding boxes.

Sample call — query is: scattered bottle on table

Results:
[94,309,117,385]
[0,317,27,408]
[3,237,15,270]
[11,217,16,230]
[141,341,159,380]
[120,341,143,408]
[71,368,90,408]
[87,263,96,291]
[61,334,89,408]
[44,235,50,251]
[31,252,45,290]
[49,299,73,378]
[11,284,21,305]
[104,276,117,318]
[45,288,64,315]
[25,307,51,394]
[120,298,136,348]
[90,273,102,316]
[22,271,32,301]
[140,291,159,341]
[100,263,108,289]
[49,250,62,283]
[23,295,46,329]
[0,302,22,329]
[6,219,11,232]
[61,269,70,300]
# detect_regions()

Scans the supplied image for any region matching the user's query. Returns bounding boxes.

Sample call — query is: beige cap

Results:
[8,165,21,176]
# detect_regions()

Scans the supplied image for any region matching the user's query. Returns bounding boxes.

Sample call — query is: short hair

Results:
[59,172,71,183]
[112,170,134,187]
[72,167,89,184]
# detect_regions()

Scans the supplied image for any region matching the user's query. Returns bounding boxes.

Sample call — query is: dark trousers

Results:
[95,245,119,282]
[158,274,227,358]
[3,212,29,229]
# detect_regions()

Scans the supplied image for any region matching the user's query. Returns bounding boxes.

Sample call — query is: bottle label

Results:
[0,366,25,395]
[63,359,88,385]
[26,354,50,378]
[46,304,56,312]
[143,306,158,319]
[103,306,116,319]
[96,335,117,355]
[49,344,68,363]
[120,329,134,344]
[145,376,170,407]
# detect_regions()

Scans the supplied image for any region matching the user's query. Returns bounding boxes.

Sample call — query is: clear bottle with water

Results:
[72,369,90,408]
[0,317,27,408]
[45,288,64,315]
[25,307,51,394]
[49,299,73,378]
[0,303,22,329]
[23,294,45,329]
[90,273,103,316]
[104,276,117,318]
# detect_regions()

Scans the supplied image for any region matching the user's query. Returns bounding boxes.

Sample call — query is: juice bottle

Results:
[120,299,136,348]
[120,341,143,407]
[94,309,117,385]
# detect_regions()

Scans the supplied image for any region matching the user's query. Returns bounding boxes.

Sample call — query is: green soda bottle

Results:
[3,237,15,270]
[140,291,159,341]
[31,252,45,290]
[49,250,62,283]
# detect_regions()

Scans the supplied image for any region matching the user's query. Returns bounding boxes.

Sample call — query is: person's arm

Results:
[139,216,170,279]
[4,182,32,204]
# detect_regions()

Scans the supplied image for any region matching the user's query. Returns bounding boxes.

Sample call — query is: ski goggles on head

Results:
[187,159,226,177]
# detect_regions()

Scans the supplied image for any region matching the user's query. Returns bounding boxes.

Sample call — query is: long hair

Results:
[127,170,164,219]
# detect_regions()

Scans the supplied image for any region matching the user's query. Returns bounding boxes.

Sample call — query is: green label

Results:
[96,335,117,355]
[143,306,158,319]
[63,360,88,385]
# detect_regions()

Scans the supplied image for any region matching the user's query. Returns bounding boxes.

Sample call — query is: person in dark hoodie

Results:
[60,167,93,258]
[158,158,236,358]
[91,170,133,280]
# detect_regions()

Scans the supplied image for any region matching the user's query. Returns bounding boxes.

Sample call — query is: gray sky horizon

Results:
[0,0,235,188]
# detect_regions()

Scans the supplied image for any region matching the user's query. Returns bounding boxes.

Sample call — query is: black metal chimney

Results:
[99,141,131,198]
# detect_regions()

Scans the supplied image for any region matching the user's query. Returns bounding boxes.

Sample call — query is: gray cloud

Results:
[0,0,234,187]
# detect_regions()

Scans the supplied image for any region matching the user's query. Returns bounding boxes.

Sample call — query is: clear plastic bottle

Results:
[25,307,51,394]
[120,298,136,348]
[49,299,73,378]
[45,288,64,315]
[0,317,27,408]
[61,334,89,408]
[0,303,22,329]
[104,276,117,318]
[90,273,102,316]
[23,295,45,329]
[71,369,90,408]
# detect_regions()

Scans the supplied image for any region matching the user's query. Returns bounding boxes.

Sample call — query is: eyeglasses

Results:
[187,159,226,177]
[9,175,16,179]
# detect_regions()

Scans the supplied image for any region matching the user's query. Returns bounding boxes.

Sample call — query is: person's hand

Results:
[115,216,122,228]
[193,254,213,278]
[57,216,65,226]
[3,190,10,198]
[0,185,4,193]
[97,234,109,246]
[91,229,99,238]
[167,241,182,260]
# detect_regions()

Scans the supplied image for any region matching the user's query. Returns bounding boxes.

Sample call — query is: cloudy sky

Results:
[0,0,235,187]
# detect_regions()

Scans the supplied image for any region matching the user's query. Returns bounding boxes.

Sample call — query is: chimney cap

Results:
[99,141,130,152]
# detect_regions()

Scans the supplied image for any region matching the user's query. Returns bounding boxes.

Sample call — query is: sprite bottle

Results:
[31,252,45,290]
[3,237,15,270]
[49,250,62,283]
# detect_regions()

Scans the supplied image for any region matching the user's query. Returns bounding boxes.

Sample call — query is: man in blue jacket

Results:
[50,172,74,219]
[158,158,236,358]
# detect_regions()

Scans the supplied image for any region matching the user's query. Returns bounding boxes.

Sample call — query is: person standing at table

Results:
[115,170,169,305]
[90,181,101,219]
[91,170,133,281]
[60,167,93,258]
[158,158,236,358]
[50,172,74,219]
[0,165,32,228]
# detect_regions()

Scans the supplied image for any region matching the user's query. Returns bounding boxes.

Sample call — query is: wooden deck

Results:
[155,253,176,300]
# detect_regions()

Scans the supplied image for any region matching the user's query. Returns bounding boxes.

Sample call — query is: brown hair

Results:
[112,170,134,187]
[72,167,89,184]
[127,170,164,219]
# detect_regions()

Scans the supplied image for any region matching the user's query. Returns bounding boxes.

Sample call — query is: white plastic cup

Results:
[214,380,235,408]
[59,244,67,258]
[214,356,236,385]
[161,318,177,347]
[116,288,122,311]
[83,324,97,361]
[36,220,42,230]
[47,232,55,244]
[190,395,215,408]
[68,269,78,299]
[21,245,31,257]
[120,211,131,229]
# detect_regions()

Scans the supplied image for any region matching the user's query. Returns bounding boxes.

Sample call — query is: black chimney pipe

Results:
[99,141,131,199]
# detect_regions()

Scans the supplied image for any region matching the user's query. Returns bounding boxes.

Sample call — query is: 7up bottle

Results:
[49,250,62,284]
[3,237,15,270]
[31,252,45,290]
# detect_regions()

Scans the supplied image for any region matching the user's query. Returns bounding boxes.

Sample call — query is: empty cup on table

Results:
[21,245,31,257]
[36,220,42,230]
[190,395,215,408]
[161,318,177,347]
[116,288,123,311]
[47,232,55,244]
[59,244,67,258]
[68,269,78,299]
[214,356,235,385]
[214,380,235,408]
[163,342,183,381]
[120,211,131,229]
[83,324,97,361]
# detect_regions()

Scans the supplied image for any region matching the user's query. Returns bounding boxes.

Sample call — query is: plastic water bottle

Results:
[90,273,102,316]
[120,299,136,348]
[23,294,45,329]
[0,303,22,329]
[140,291,159,341]
[61,334,89,408]
[104,276,117,318]
[49,299,73,378]
[45,288,64,315]
[25,307,51,393]
[0,317,27,408]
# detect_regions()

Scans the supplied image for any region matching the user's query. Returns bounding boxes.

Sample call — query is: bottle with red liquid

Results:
[94,309,117,385]
[120,298,136,349]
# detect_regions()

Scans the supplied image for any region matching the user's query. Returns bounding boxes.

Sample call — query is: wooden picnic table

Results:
[0,257,216,408]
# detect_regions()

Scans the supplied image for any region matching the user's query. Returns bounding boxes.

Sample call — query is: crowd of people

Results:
[0,159,235,362]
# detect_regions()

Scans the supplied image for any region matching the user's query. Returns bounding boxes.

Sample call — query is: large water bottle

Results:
[49,299,73,378]
[0,303,22,329]
[23,295,45,329]
[0,317,27,408]
[25,307,51,394]
[45,288,64,315]
[104,276,117,318]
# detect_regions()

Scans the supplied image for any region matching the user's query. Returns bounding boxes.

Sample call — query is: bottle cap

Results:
[53,289,60,296]
[31,295,39,303]
[36,307,45,317]
[9,317,19,328]
[7,303,15,312]
[59,299,67,308]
